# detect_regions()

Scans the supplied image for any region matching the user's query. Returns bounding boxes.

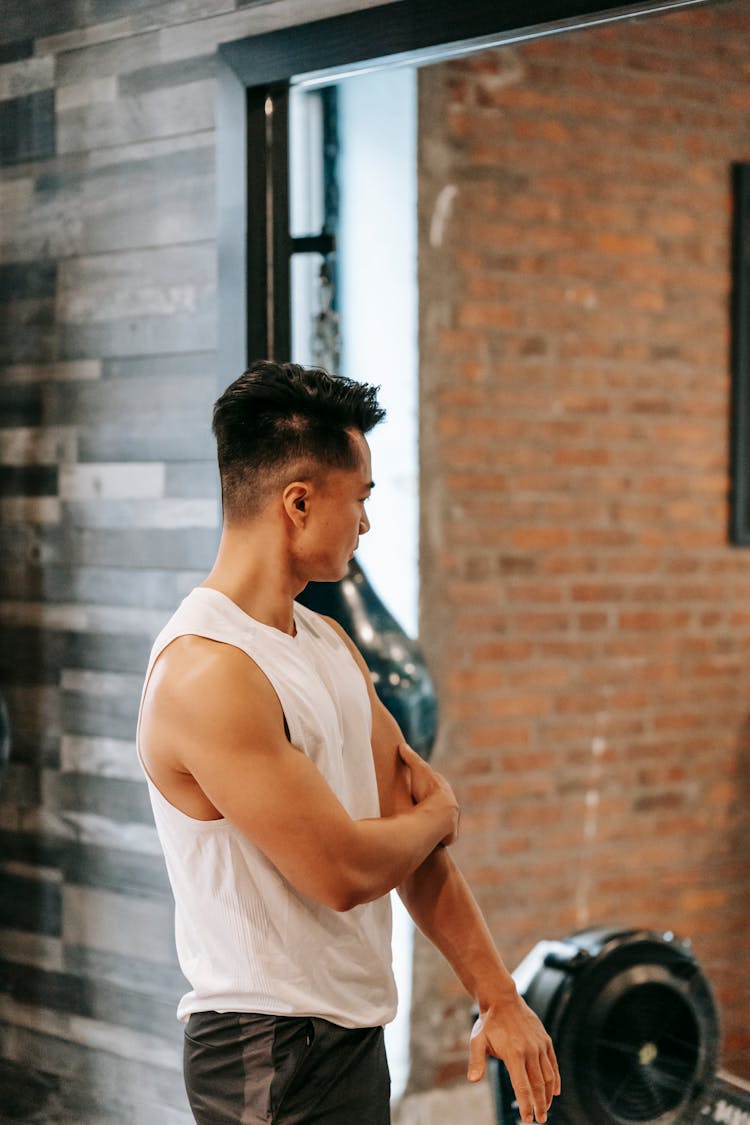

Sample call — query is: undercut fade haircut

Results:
[212,360,386,522]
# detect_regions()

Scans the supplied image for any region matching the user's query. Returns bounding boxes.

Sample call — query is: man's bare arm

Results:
[140,637,458,912]
[399,839,559,1124]
[323,616,560,1125]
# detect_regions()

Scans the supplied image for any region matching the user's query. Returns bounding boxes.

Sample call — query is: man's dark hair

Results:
[212,360,386,521]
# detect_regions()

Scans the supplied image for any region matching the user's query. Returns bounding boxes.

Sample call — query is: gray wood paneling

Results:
[0,41,35,65]
[0,91,55,166]
[0,261,56,300]
[0,0,392,1118]
[42,371,215,425]
[62,885,176,965]
[57,80,216,154]
[0,959,179,1038]
[101,350,215,381]
[0,1023,190,1121]
[77,420,215,461]
[119,53,216,97]
[60,312,216,358]
[165,461,219,498]
[0,565,193,608]
[42,772,153,824]
[0,383,44,427]
[0,55,54,102]
[0,466,58,497]
[63,945,186,998]
[0,873,61,936]
[2,146,214,262]
[59,842,172,898]
[55,33,164,87]
[0,763,42,809]
[0,0,78,45]
[60,527,219,568]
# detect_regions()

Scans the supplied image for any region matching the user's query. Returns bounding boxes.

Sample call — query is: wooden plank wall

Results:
[0,1,386,1120]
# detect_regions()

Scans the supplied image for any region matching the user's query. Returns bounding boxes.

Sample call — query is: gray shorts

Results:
[183,1010,391,1124]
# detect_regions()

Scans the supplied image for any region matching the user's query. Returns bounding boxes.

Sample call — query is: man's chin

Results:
[337,556,354,579]
[306,562,350,584]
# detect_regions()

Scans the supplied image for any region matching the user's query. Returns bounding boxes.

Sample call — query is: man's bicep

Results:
[173,655,361,906]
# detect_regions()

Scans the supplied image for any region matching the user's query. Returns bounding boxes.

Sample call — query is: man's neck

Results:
[201,525,300,636]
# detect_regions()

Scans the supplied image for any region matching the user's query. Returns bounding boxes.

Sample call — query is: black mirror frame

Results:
[216,0,712,382]
[731,164,750,545]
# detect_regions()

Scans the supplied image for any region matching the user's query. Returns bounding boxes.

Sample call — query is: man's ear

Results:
[283,481,311,528]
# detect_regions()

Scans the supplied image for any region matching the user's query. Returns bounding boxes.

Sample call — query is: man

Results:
[137,361,560,1125]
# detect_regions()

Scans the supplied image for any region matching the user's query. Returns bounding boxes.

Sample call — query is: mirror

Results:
[218,0,749,1101]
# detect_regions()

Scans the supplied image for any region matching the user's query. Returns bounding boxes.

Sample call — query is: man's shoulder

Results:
[148,633,276,716]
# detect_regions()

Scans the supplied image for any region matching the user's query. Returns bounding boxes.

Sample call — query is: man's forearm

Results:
[337,797,455,910]
[399,846,517,1009]
[401,843,562,1122]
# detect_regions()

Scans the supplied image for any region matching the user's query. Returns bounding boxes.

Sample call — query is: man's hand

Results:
[398,742,459,846]
[468,993,561,1124]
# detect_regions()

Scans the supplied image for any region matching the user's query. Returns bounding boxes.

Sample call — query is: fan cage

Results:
[592,981,702,1122]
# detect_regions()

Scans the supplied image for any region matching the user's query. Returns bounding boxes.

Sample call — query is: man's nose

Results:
[360,510,370,534]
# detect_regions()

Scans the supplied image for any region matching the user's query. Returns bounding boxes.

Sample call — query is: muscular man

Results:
[137,361,560,1125]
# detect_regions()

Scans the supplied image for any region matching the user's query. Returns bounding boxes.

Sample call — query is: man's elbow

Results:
[327,888,359,912]
[322,870,379,912]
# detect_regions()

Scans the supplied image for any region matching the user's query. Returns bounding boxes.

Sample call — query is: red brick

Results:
[510,527,571,550]
[488,694,553,718]
[471,641,533,662]
[680,887,729,912]
[457,302,519,329]
[447,668,504,694]
[618,609,692,630]
[595,231,659,256]
[507,582,563,603]
[571,583,624,602]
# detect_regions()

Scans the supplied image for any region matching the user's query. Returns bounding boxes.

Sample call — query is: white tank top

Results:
[136,586,396,1028]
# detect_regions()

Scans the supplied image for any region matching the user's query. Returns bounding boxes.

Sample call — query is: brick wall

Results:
[417,0,750,1089]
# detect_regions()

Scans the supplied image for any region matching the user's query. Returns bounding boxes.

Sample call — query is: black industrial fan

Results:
[493,927,728,1125]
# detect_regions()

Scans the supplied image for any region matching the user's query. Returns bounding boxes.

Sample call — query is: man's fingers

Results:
[507,1053,554,1124]
[477,1001,560,1120]
[548,1039,559,1093]
[506,1059,535,1125]
[547,1041,561,1096]
[540,1050,557,1106]
[397,741,420,765]
[526,1056,549,1123]
[467,1019,487,1082]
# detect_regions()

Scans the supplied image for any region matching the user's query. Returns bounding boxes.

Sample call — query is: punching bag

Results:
[296,558,438,760]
